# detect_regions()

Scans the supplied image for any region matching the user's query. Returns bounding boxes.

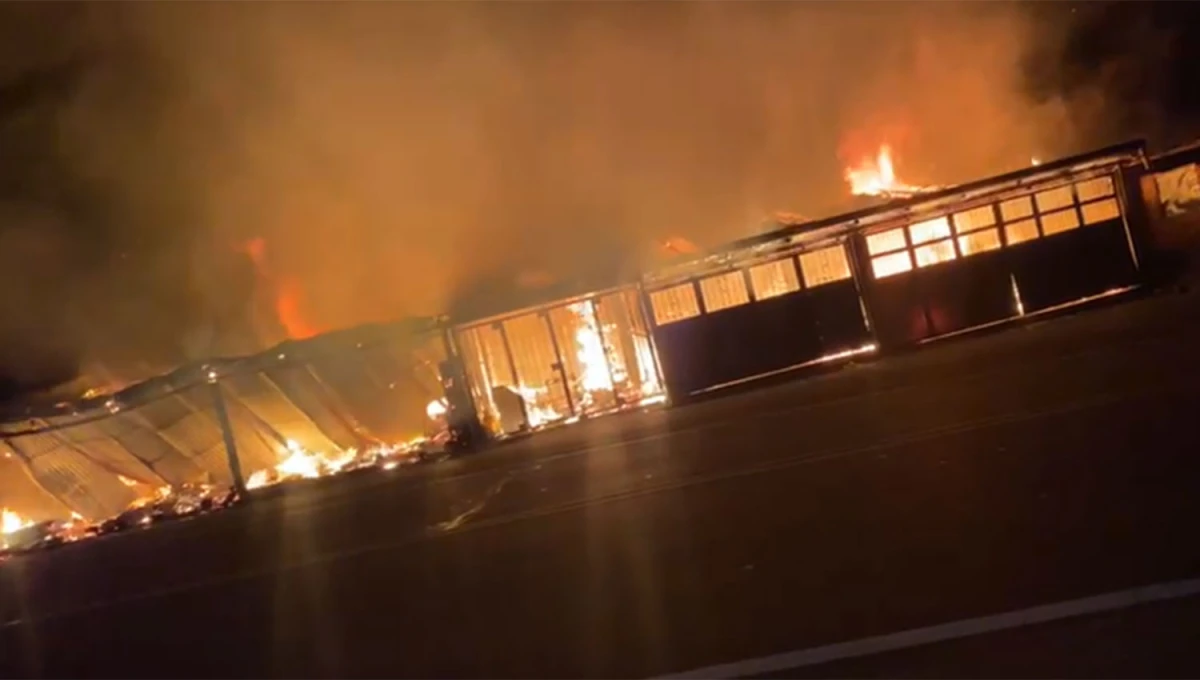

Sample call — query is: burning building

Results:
[0,138,1163,542]
[448,139,1148,406]
[453,288,667,436]
[0,317,451,529]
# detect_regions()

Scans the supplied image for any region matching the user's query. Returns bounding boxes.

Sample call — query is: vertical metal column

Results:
[845,237,880,337]
[208,370,247,497]
[1112,169,1143,271]
[635,285,671,402]
[495,321,530,427]
[589,297,623,406]
[541,310,576,417]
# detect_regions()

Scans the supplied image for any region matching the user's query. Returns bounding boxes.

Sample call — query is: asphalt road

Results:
[3,289,1200,678]
[774,591,1200,679]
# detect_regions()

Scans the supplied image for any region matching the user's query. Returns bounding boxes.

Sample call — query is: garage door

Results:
[856,171,1138,348]
[646,243,872,398]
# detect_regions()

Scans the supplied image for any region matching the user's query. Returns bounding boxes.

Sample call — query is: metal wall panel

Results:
[856,170,1139,348]
[648,244,871,398]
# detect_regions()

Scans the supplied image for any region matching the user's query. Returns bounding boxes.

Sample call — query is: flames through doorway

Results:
[454,286,667,436]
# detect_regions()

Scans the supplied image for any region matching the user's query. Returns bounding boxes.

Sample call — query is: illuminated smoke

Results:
[0,3,1162,395]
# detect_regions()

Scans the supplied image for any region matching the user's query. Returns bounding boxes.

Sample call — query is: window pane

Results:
[913,239,957,268]
[1000,196,1034,222]
[866,227,906,255]
[871,251,912,279]
[908,216,952,245]
[748,259,800,300]
[1005,218,1039,245]
[504,313,572,423]
[1035,186,1074,213]
[952,205,996,234]
[699,271,750,313]
[957,228,1002,256]
[1075,176,1115,203]
[1081,198,1121,224]
[648,283,700,325]
[798,245,853,288]
[1040,207,1081,235]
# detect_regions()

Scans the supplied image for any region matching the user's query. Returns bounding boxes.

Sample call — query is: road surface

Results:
[3,289,1200,678]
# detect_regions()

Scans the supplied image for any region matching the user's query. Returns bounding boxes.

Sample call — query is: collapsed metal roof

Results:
[0,316,446,424]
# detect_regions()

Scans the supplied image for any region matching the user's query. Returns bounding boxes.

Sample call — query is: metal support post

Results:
[208,372,248,497]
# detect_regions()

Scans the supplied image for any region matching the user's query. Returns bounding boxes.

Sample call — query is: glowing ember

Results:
[117,473,178,510]
[845,144,926,198]
[245,438,419,490]
[2,508,32,535]
[426,398,448,419]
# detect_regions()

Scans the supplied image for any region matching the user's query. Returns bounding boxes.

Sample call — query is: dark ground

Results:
[3,288,1200,678]
[773,593,1200,679]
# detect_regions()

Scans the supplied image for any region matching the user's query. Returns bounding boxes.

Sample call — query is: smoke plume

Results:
[0,2,1177,398]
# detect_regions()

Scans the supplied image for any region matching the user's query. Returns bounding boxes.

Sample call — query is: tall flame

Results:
[275,279,319,340]
[844,144,925,198]
[241,237,321,340]
[571,301,616,396]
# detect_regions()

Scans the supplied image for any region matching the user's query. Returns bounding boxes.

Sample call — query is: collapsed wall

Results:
[0,318,447,523]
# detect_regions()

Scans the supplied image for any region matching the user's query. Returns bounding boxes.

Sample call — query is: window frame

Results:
[798,244,854,289]
[747,257,802,301]
[698,270,751,313]
[647,282,702,326]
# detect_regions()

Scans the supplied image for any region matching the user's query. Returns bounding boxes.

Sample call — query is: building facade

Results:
[451,140,1150,432]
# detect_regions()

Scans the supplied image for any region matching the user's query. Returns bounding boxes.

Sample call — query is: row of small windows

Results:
[648,245,853,325]
[866,174,1123,279]
[648,175,1124,323]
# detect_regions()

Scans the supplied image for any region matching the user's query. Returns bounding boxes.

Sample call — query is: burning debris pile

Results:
[0,133,969,564]
[243,433,442,490]
[0,428,448,560]
[1,325,457,562]
[1,484,238,558]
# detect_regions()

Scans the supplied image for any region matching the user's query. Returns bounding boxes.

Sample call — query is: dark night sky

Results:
[0,1,1196,404]
[1023,2,1200,147]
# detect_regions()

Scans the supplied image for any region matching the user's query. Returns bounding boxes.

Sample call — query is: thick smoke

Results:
[1023,2,1200,149]
[0,3,1155,398]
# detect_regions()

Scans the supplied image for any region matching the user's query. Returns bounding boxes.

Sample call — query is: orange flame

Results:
[844,144,924,198]
[240,237,321,340]
[660,236,700,257]
[275,279,318,340]
[2,508,32,535]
